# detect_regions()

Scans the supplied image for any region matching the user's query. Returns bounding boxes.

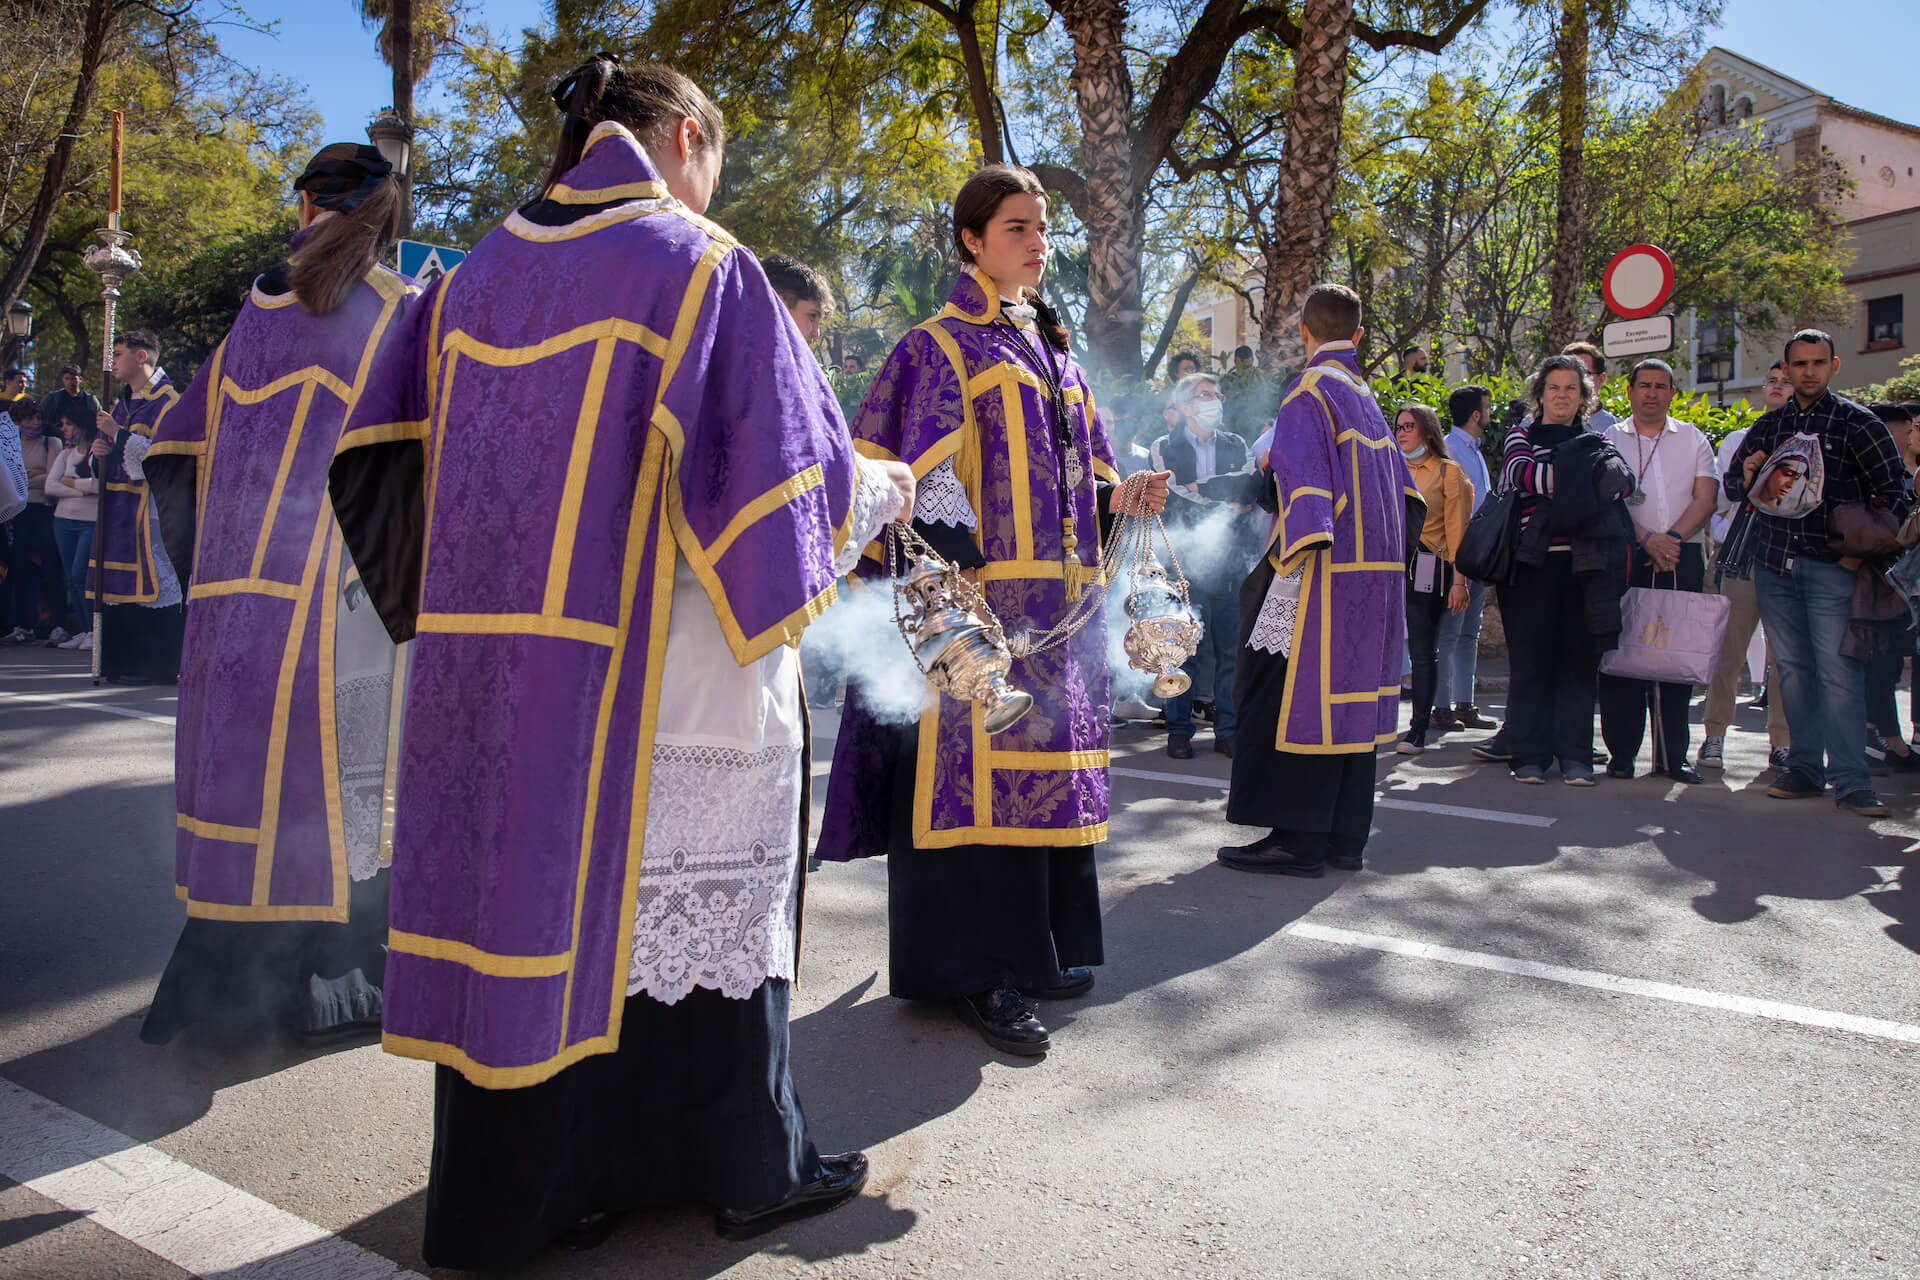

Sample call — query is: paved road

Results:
[3,644,1917,1279]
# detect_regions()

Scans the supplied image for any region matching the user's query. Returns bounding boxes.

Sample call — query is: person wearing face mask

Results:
[1391,403,1474,754]
[331,57,917,1266]
[815,163,1171,1059]
[1150,371,1260,757]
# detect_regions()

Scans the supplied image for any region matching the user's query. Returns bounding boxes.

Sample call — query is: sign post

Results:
[1599,243,1676,361]
[394,239,467,285]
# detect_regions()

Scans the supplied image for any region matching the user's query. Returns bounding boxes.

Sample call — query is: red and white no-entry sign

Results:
[1601,244,1675,320]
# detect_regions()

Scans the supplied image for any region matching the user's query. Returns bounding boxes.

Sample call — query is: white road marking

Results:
[0,689,176,725]
[1287,921,1920,1047]
[1109,765,1556,828]
[0,1076,421,1278]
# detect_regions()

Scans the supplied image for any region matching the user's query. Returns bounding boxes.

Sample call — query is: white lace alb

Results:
[1249,563,1304,657]
[914,457,978,528]
[628,741,801,1003]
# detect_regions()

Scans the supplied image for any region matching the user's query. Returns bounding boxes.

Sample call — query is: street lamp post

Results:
[367,108,414,236]
[2,298,30,368]
[1703,349,1734,407]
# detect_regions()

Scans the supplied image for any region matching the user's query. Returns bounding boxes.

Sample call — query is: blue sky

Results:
[224,0,1913,150]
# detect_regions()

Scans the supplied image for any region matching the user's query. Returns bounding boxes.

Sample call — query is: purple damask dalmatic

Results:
[327,121,857,1088]
[1263,340,1420,754]
[816,267,1117,859]
[88,372,176,603]
[146,248,415,922]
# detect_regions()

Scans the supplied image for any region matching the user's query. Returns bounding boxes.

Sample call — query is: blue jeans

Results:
[1754,558,1869,798]
[1433,578,1487,707]
[1164,580,1238,738]
[53,516,93,628]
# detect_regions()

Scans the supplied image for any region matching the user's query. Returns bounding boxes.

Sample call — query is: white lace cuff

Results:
[914,457,977,529]
[837,455,905,576]
[1249,563,1304,657]
[121,432,151,482]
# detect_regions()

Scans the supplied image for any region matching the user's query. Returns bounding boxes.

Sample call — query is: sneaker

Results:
[1866,734,1893,777]
[1472,731,1512,762]
[1395,728,1427,755]
[1512,764,1546,784]
[76,632,94,651]
[1562,760,1597,786]
[1837,789,1890,817]
[45,626,70,646]
[1766,769,1823,800]
[0,626,32,645]
[1697,737,1724,769]
[1768,746,1790,770]
[57,632,85,649]
[1751,684,1768,709]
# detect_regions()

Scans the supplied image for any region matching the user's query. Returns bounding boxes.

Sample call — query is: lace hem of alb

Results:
[627,741,802,1004]
[838,455,905,575]
[1249,563,1304,657]
[914,457,977,529]
[336,671,394,882]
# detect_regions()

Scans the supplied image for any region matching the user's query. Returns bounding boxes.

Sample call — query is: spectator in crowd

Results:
[1109,396,1155,477]
[41,363,98,434]
[1499,354,1637,785]
[1220,344,1277,441]
[1700,359,1791,770]
[1401,346,1431,377]
[1392,402,1474,754]
[1862,402,1919,774]
[1432,384,1498,732]
[4,397,72,645]
[43,401,98,651]
[1151,371,1259,758]
[3,368,25,401]
[1598,359,1718,782]
[762,252,833,346]
[1166,351,1203,385]
[1150,390,1183,456]
[1562,342,1617,432]
[1723,329,1908,817]
[840,353,862,377]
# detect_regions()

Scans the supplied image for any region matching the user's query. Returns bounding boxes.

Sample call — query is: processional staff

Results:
[80,110,141,685]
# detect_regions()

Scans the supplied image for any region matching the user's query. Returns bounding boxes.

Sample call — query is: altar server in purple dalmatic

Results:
[139,144,414,1045]
[1221,284,1422,877]
[86,330,183,682]
[327,60,912,1267]
[814,165,1169,1057]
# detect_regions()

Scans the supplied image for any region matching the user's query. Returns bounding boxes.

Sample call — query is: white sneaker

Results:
[76,632,94,651]
[1,626,32,644]
[58,631,85,649]
[46,626,71,645]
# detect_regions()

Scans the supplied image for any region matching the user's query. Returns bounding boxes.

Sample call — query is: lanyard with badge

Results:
[1626,426,1665,509]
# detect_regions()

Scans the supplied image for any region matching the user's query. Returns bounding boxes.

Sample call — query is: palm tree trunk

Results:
[1057,0,1144,382]
[1545,0,1587,353]
[1257,0,1353,371]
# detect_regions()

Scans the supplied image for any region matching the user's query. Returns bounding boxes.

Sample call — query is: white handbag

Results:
[1600,581,1731,686]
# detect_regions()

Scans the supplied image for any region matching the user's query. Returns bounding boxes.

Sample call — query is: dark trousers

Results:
[1599,544,1706,773]
[1404,562,1449,734]
[1865,621,1914,738]
[6,502,67,633]
[1498,554,1599,771]
[1165,577,1239,738]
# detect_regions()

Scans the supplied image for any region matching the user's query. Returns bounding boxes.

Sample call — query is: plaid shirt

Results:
[1722,390,1909,572]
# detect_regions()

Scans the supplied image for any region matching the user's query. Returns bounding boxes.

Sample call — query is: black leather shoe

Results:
[955,985,1050,1055]
[1023,966,1094,1000]
[1470,731,1511,762]
[1326,850,1364,871]
[715,1152,869,1240]
[1668,764,1703,784]
[1213,735,1234,758]
[558,1211,621,1252]
[1217,834,1325,878]
[1167,734,1194,760]
[1605,762,1635,780]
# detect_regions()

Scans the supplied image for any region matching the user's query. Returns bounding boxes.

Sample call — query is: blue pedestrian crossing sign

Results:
[394,239,467,284]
